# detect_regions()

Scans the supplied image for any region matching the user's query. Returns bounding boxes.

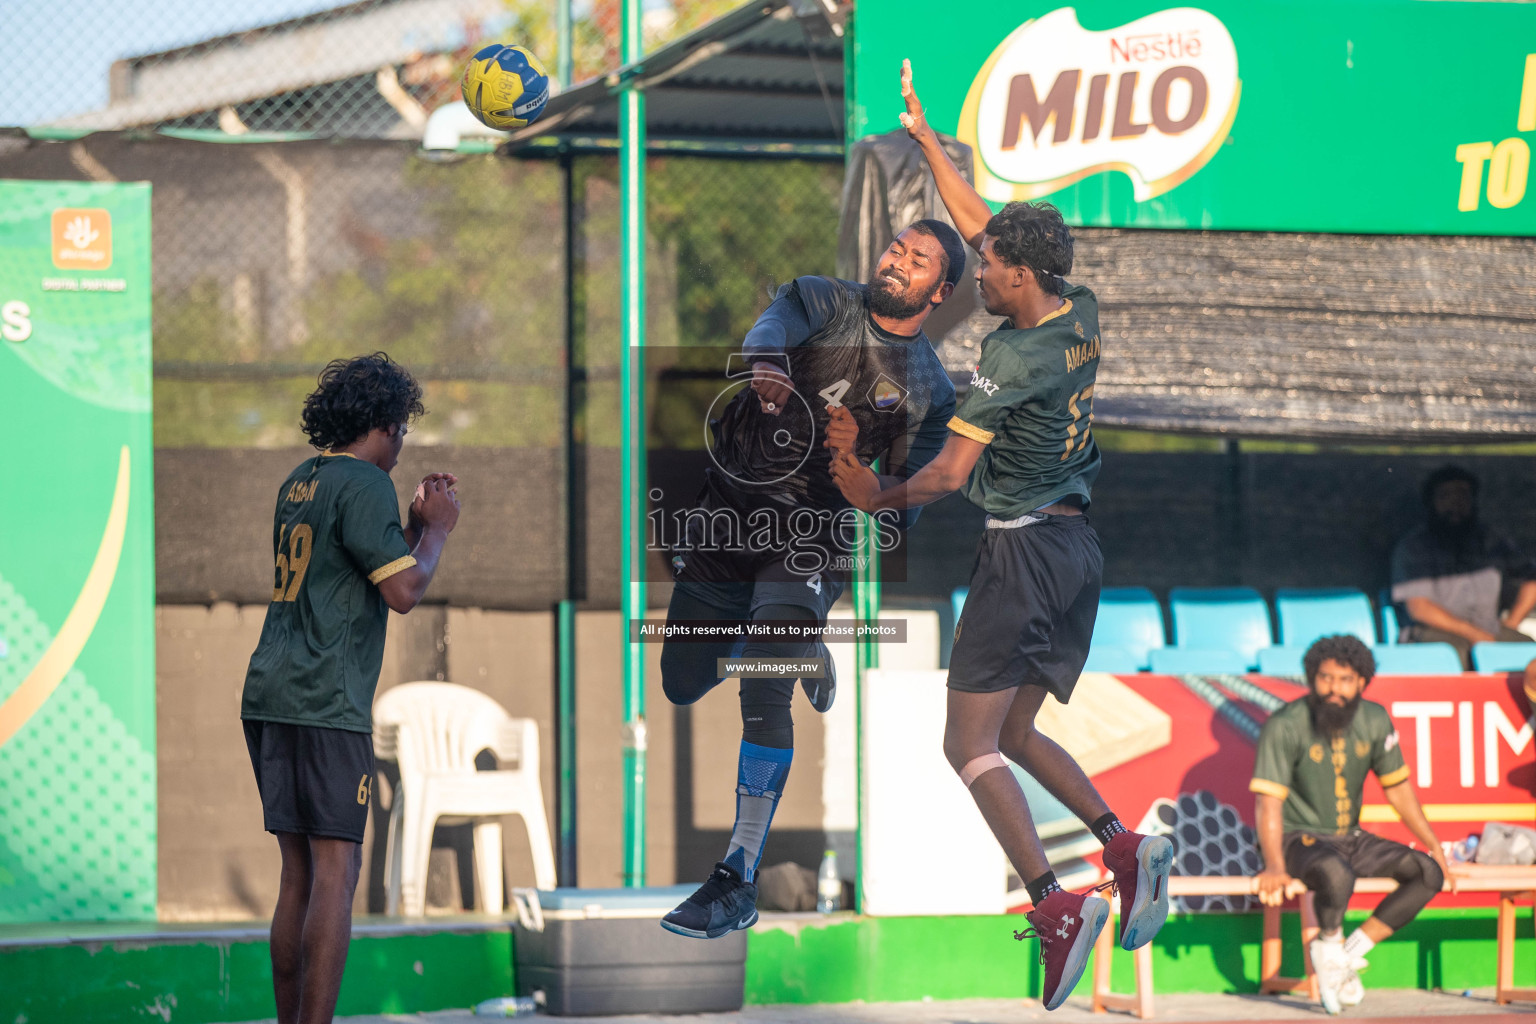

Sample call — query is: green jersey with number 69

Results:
[241,453,415,733]
[949,283,1102,517]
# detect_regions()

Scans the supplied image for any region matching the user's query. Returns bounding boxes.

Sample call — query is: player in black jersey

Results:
[826,62,1173,1010]
[242,354,459,1024]
[658,219,967,938]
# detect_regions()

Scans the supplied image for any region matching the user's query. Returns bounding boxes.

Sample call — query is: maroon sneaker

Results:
[1015,888,1109,1010]
[1100,831,1174,951]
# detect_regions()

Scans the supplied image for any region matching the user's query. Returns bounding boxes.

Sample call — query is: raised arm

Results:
[900,59,994,250]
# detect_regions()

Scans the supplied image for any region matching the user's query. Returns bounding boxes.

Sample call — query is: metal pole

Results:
[555,151,580,889]
[556,598,577,885]
[618,0,647,889]
[852,502,881,915]
[556,0,573,88]
[842,3,869,915]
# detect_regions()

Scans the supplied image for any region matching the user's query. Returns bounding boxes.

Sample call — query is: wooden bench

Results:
[1091,864,1536,1018]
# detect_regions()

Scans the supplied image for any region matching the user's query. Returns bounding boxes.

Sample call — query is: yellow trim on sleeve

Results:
[368,555,417,585]
[1249,778,1290,801]
[1376,765,1411,788]
[948,416,995,444]
[1034,298,1074,327]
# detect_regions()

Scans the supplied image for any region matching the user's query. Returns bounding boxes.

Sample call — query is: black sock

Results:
[1091,813,1128,846]
[1025,871,1063,905]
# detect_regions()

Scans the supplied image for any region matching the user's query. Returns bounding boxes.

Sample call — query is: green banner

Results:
[850,1,1536,234]
[0,180,156,921]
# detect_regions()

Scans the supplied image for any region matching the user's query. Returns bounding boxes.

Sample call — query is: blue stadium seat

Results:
[1275,588,1376,646]
[1168,587,1274,670]
[1090,587,1166,670]
[1371,643,1463,675]
[1083,645,1140,673]
[952,587,968,626]
[1148,647,1251,676]
[1471,642,1536,673]
[1379,603,1401,644]
[1257,646,1308,677]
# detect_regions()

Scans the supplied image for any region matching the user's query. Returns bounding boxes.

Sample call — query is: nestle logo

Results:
[1110,30,1202,64]
[959,7,1240,204]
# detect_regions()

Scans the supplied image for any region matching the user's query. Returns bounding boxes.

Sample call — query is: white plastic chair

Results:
[373,682,556,916]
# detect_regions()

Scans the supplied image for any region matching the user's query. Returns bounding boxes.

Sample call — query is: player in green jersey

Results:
[1250,635,1448,1014]
[826,61,1171,1011]
[242,353,460,1024]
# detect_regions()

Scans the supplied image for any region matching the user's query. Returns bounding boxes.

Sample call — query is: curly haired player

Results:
[828,61,1173,1010]
[241,353,460,1024]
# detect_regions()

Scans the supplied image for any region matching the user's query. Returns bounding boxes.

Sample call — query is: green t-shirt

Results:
[1249,697,1410,835]
[241,453,415,733]
[949,283,1103,517]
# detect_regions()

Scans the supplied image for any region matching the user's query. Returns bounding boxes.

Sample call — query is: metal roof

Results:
[51,0,501,132]
[502,0,847,155]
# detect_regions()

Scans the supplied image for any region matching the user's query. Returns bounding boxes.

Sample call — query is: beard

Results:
[1429,510,1477,544]
[1307,691,1362,738]
[866,271,931,320]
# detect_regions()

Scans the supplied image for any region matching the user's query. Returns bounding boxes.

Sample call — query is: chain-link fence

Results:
[0,133,842,450]
[2,0,746,138]
[0,130,842,608]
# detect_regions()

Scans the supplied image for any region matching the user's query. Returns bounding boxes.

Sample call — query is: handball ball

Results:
[461,44,550,130]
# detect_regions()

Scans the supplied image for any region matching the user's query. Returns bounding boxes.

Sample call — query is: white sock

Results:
[1317,929,1343,944]
[1343,930,1376,959]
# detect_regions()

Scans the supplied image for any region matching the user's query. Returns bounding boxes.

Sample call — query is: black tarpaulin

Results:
[838,131,1536,443]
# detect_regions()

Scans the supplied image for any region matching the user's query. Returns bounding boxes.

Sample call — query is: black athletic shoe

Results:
[660,862,759,939]
[799,640,836,713]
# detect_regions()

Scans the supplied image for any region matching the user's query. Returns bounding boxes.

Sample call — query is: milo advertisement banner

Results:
[0,180,156,921]
[850,1,1536,234]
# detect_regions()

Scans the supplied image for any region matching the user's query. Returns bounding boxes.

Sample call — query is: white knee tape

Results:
[960,752,1007,788]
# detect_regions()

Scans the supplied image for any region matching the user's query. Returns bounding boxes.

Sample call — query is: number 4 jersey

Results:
[714,275,956,516]
[948,284,1103,518]
[241,453,415,733]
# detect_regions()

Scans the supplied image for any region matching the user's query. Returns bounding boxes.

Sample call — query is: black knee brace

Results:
[735,603,817,748]
[739,678,794,748]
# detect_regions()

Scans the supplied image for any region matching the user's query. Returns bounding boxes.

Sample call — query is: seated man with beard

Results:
[1391,464,1536,669]
[1250,635,1449,1015]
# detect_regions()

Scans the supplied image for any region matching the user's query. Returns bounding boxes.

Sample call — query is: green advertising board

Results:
[850,1,1536,234]
[0,180,156,921]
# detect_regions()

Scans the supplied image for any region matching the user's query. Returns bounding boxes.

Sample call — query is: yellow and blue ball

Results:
[461,44,550,131]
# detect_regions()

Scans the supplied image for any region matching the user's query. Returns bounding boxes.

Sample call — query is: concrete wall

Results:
[154,603,841,920]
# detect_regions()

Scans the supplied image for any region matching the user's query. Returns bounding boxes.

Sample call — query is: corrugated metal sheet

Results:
[52,0,502,131]
[504,1,845,147]
[840,132,1536,443]
[946,229,1536,442]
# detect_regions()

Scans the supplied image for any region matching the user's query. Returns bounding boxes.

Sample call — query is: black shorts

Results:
[672,556,845,621]
[1283,829,1420,881]
[947,512,1102,700]
[243,719,374,843]
[669,477,848,619]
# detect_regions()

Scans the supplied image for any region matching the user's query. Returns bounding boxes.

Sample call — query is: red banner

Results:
[1087,673,1535,909]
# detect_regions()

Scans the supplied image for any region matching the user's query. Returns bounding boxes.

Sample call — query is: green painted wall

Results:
[0,909,1529,1023]
[745,908,1535,1004]
[0,930,514,1024]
